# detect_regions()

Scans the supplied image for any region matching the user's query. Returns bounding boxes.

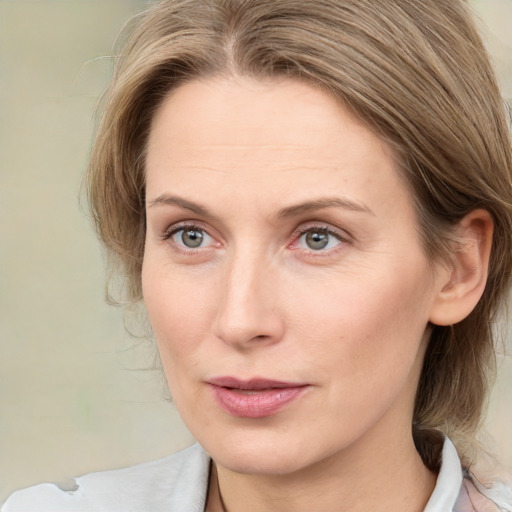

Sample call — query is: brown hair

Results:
[86,0,512,470]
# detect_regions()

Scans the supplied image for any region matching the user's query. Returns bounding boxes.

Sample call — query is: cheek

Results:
[142,265,215,417]
[290,263,433,385]
[142,260,215,363]
[290,277,431,443]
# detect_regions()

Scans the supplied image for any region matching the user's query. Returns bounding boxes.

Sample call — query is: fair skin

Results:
[142,76,492,512]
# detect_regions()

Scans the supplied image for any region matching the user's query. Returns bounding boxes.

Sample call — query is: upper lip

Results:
[208,377,307,390]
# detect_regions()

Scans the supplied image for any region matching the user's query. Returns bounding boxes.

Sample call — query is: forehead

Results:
[148,75,388,159]
[145,76,412,221]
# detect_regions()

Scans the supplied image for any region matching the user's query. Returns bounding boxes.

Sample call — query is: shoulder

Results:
[1,443,211,512]
[456,472,512,512]
[424,437,512,512]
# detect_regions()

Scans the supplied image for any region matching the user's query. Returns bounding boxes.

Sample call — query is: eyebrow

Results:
[147,194,373,218]
[148,194,214,218]
[277,198,374,218]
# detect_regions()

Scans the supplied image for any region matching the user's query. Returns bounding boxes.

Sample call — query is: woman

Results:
[3,0,512,510]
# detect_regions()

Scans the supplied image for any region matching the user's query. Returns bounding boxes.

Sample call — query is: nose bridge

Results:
[212,244,283,347]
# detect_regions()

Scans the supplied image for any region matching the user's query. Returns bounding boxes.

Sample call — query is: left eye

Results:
[169,226,215,249]
[297,228,342,251]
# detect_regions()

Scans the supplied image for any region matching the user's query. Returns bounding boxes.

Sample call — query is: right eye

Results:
[165,225,216,250]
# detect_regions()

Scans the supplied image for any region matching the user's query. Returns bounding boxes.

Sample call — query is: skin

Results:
[142,76,488,511]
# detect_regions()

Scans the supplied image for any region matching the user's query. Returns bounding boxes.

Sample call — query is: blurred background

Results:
[1,0,511,502]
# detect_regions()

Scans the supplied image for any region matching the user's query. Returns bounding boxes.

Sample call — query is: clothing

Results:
[2,438,509,511]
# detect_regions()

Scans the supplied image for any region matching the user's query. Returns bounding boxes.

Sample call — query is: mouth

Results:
[207,377,310,418]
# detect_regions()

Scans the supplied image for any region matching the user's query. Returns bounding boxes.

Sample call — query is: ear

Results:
[429,209,493,326]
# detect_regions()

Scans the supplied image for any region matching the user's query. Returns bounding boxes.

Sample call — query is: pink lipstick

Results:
[208,377,309,418]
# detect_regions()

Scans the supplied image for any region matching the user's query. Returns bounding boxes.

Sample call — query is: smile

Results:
[207,377,310,418]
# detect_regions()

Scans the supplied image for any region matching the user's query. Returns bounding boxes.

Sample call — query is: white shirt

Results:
[2,438,509,511]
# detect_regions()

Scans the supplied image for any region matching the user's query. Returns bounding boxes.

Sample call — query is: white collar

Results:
[423,437,463,511]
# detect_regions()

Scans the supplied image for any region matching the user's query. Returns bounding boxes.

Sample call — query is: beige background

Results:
[1,0,511,502]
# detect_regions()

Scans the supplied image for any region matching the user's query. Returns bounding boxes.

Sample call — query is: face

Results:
[142,76,447,476]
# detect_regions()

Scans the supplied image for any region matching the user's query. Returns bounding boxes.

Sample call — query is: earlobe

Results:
[429,209,493,326]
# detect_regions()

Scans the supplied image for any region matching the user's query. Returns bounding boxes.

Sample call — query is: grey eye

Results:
[168,225,215,250]
[305,230,329,250]
[181,228,204,248]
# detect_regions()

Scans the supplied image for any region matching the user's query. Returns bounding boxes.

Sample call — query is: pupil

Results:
[182,229,203,248]
[306,231,328,250]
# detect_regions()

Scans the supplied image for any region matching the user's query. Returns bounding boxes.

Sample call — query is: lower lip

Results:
[209,384,309,418]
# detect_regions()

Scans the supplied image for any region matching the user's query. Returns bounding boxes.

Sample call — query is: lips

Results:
[208,377,309,418]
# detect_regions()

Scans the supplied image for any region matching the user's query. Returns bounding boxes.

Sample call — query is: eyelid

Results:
[162,219,212,238]
[162,221,221,252]
[289,222,351,254]
[292,222,351,241]
[163,222,201,241]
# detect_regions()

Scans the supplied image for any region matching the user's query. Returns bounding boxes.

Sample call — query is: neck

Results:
[206,427,436,512]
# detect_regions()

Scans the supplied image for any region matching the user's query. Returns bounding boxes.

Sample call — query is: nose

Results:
[211,251,285,349]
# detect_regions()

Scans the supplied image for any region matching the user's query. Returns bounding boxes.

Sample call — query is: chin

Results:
[212,443,307,476]
[195,425,340,477]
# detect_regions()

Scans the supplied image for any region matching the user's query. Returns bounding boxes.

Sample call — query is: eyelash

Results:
[290,224,349,254]
[161,222,350,255]
[161,223,215,253]
[162,224,202,241]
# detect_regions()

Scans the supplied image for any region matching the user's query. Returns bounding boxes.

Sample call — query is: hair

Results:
[86,0,512,471]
